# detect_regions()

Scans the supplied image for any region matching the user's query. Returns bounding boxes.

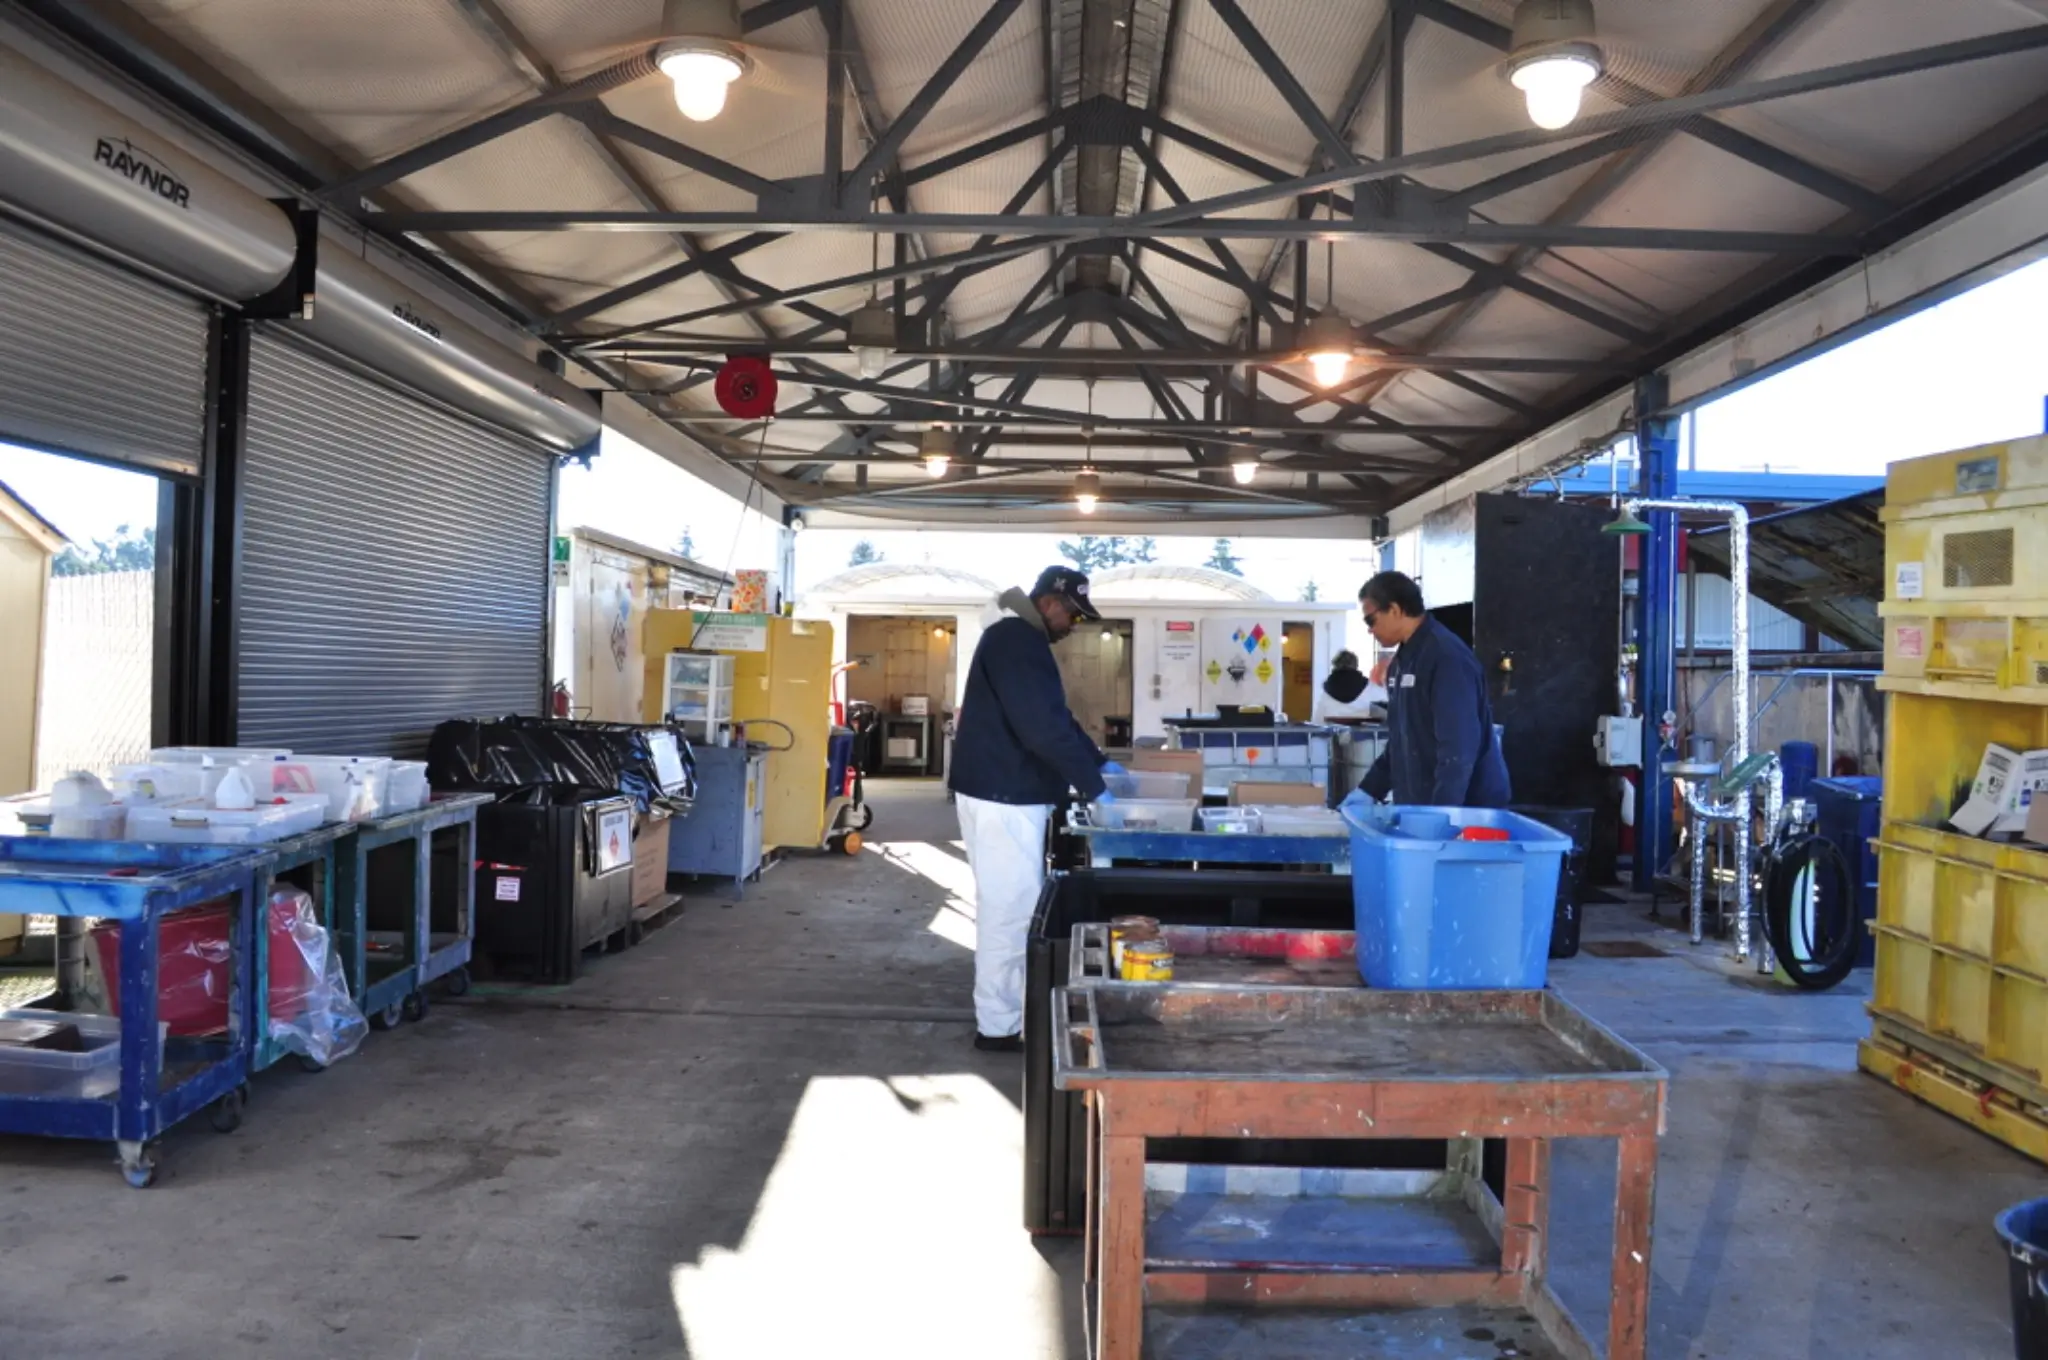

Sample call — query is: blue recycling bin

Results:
[1342,805,1573,989]
[1810,776,1882,968]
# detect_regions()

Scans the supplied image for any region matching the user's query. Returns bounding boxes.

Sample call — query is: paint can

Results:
[1108,915,1160,972]
[1120,938,1175,982]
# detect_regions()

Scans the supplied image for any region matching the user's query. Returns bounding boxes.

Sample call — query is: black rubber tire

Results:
[209,1086,246,1134]
[401,990,430,1024]
[851,803,874,833]
[370,1001,403,1031]
[295,1053,327,1075]
[440,966,472,998]
[1764,834,1858,991]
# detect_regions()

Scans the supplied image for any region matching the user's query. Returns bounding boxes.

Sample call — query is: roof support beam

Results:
[844,0,1028,201]
[1204,0,1353,166]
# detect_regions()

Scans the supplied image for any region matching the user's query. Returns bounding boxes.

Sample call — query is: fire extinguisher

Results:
[551,680,571,718]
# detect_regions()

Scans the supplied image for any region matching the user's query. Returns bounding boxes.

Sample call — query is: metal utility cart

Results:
[337,793,490,1030]
[0,838,269,1187]
[1054,983,1667,1360]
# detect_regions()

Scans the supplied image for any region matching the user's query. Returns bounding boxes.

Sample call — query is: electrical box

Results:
[1595,715,1643,768]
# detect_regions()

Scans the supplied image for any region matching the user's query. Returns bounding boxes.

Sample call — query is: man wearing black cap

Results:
[949,566,1121,1052]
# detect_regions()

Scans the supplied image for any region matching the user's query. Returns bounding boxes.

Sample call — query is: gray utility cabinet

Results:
[667,745,767,893]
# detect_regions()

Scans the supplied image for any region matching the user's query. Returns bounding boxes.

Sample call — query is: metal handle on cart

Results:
[1076,923,1112,982]
[1068,803,1099,831]
[1060,986,1103,1076]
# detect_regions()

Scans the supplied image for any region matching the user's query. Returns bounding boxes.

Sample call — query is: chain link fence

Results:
[36,570,153,789]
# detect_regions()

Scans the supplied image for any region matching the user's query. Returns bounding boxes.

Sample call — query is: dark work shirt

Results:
[1359,616,1511,807]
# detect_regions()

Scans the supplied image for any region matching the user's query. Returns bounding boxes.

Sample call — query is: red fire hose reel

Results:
[714,354,778,419]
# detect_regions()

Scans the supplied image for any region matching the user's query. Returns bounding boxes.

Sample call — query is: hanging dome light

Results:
[1074,469,1101,516]
[656,0,751,122]
[1506,0,1604,131]
[920,427,955,478]
[1300,312,1357,389]
[847,301,896,380]
[1231,453,1260,485]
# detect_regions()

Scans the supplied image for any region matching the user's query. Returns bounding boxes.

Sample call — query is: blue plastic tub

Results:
[1811,776,1882,968]
[1342,805,1573,989]
[1780,740,1820,801]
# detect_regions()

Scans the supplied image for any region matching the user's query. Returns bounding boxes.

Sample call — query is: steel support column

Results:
[1632,374,1680,894]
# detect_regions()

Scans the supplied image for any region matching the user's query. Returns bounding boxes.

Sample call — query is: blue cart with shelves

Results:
[253,822,353,1073]
[336,794,490,1030]
[0,838,268,1187]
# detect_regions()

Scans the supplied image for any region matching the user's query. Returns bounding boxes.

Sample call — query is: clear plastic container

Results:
[0,1008,164,1098]
[1199,807,1263,835]
[124,795,327,845]
[1254,807,1348,838]
[1089,798,1199,833]
[110,763,209,801]
[386,761,430,814]
[1102,770,1195,801]
[241,755,391,823]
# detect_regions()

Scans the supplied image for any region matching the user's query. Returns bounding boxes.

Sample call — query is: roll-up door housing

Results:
[236,332,552,757]
[0,217,209,476]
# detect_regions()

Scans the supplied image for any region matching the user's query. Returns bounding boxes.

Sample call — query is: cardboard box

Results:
[2027,790,2048,848]
[631,815,672,907]
[1230,781,1326,807]
[1131,748,1204,799]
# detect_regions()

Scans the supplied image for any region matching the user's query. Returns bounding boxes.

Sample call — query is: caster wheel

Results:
[295,1054,328,1075]
[209,1085,247,1134]
[441,966,471,998]
[118,1143,160,1189]
[401,991,429,1024]
[842,831,864,856]
[370,1001,403,1031]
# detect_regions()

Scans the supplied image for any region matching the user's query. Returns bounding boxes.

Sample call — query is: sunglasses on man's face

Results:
[1363,609,1383,628]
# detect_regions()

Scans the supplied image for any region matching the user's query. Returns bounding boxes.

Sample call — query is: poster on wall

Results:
[1161,621,1197,664]
[690,612,771,652]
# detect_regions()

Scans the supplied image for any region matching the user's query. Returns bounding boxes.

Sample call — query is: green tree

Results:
[51,524,155,577]
[675,527,697,559]
[1204,537,1244,577]
[1057,536,1157,572]
[848,539,883,567]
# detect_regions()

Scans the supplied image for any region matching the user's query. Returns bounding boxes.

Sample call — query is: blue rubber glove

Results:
[1100,761,1128,776]
[1095,789,1118,804]
[1338,789,1374,820]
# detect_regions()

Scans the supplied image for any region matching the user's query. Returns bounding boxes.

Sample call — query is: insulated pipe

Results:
[1629,498,1755,956]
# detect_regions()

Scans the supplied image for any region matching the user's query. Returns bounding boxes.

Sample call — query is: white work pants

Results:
[955,793,1052,1037]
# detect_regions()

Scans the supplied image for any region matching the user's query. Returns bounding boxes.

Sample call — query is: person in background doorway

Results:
[949,566,1121,1053]
[1350,570,1510,808]
[1313,649,1385,723]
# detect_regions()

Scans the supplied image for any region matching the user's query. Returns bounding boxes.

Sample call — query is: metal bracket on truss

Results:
[1353,176,1471,230]
[754,174,864,221]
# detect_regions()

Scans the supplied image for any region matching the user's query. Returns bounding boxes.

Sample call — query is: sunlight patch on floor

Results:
[670,1073,1068,1359]
[866,840,980,951]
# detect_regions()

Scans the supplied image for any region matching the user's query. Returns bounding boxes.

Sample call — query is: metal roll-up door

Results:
[0,217,210,476]
[237,332,552,757]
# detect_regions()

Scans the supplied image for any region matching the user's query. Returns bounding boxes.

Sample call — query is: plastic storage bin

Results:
[1342,805,1572,989]
[387,761,430,814]
[1102,770,1195,801]
[1198,807,1262,835]
[125,795,326,845]
[1087,798,1199,833]
[242,755,390,822]
[1252,807,1347,837]
[0,1009,165,1098]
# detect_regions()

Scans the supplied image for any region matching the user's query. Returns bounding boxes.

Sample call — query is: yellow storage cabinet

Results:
[643,611,833,853]
[1863,437,2048,1159]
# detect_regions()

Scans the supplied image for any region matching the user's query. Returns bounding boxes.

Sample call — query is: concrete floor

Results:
[0,779,2034,1359]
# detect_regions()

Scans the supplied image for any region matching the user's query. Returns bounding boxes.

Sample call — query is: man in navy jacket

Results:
[1355,570,1512,808]
[950,566,1114,1051]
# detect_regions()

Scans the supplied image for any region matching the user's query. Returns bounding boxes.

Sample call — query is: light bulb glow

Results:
[1511,53,1598,130]
[923,454,950,478]
[1076,494,1098,515]
[659,48,745,122]
[1308,349,1352,388]
[857,346,888,379]
[1232,460,1258,485]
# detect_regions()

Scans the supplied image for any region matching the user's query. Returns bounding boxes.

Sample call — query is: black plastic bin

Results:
[1998,1197,2048,1358]
[1510,805,1594,960]
[473,790,636,984]
[1024,868,1469,1235]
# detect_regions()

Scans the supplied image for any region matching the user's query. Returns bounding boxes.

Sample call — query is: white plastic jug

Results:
[213,766,256,811]
[50,771,116,839]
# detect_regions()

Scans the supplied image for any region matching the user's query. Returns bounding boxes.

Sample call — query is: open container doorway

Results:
[1054,620,1136,750]
[845,615,957,777]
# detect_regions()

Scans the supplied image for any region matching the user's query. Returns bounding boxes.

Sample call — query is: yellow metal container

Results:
[643,611,834,852]
[1879,435,2048,703]
[1865,446,2048,1159]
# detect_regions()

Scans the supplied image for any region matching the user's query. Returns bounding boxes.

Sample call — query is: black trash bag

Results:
[427,717,695,814]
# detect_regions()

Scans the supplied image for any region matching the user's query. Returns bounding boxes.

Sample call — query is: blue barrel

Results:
[1342,805,1573,989]
[1779,740,1819,801]
[1997,1198,2048,1358]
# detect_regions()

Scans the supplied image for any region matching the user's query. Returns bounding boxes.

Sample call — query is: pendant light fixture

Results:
[847,230,896,379]
[920,426,954,478]
[1075,379,1101,514]
[656,0,752,123]
[1506,0,1604,131]
[1300,193,1356,389]
[1231,453,1260,485]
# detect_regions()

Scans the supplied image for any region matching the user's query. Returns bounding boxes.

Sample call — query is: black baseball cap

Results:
[1031,565,1102,621]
